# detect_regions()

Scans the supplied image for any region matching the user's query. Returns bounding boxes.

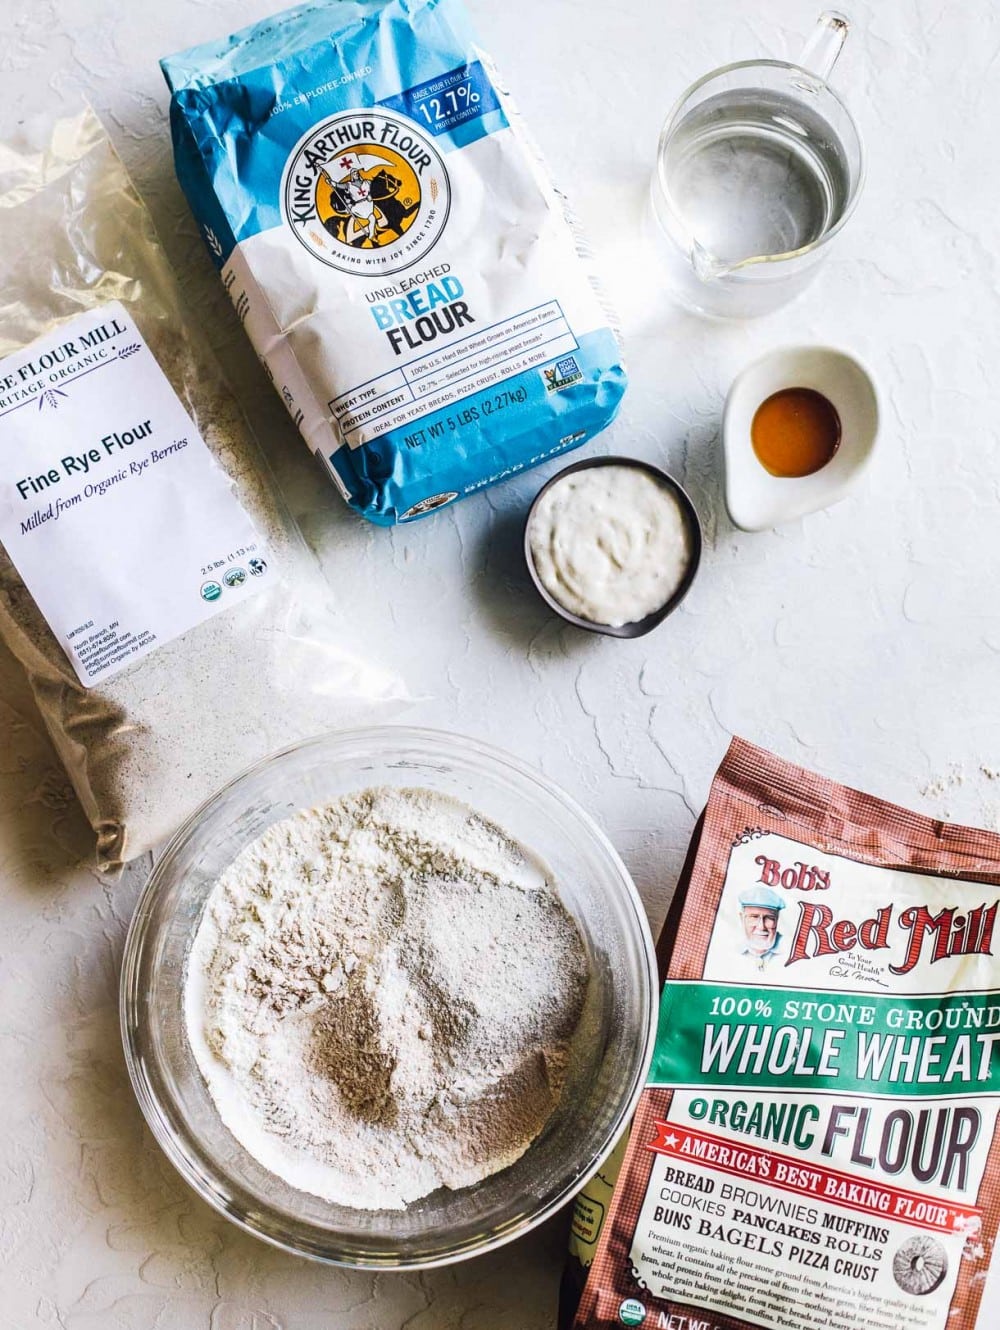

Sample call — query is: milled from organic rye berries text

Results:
[185,786,590,1210]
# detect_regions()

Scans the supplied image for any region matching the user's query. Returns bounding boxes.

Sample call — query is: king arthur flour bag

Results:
[161,0,626,525]
[572,739,1000,1330]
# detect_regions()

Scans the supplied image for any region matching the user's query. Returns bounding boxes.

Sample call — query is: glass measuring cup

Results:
[649,12,864,319]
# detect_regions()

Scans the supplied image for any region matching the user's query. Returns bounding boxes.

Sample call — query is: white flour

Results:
[185,786,589,1210]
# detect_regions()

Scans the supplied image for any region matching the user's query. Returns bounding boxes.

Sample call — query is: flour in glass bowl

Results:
[185,786,590,1211]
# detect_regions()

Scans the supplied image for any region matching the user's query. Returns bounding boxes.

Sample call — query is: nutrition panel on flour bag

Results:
[0,303,268,686]
[161,0,626,525]
[574,741,1000,1330]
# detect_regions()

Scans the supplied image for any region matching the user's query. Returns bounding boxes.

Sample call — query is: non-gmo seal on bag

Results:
[162,0,626,525]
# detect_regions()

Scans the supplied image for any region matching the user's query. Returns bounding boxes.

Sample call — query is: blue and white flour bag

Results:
[162,0,626,524]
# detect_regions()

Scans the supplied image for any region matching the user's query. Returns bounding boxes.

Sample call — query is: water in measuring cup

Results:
[661,89,852,267]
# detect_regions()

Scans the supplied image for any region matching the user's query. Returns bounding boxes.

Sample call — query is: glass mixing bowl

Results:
[120,726,657,1268]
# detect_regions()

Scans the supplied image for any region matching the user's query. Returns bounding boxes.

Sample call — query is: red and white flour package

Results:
[573,738,1000,1330]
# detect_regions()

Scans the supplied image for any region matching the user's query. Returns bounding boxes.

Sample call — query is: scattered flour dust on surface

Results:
[921,764,1000,830]
[185,786,590,1210]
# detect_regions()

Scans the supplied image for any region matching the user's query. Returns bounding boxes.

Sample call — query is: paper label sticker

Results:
[0,302,270,686]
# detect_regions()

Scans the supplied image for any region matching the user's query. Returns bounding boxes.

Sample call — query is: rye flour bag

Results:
[0,111,401,870]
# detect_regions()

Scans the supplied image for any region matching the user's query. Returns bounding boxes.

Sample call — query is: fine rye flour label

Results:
[0,302,268,686]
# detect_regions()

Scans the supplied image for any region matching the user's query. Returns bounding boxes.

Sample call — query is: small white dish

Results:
[723,345,879,532]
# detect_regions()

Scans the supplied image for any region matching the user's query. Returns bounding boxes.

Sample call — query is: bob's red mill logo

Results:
[753,854,998,976]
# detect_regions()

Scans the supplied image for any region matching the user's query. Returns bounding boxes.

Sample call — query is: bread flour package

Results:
[572,738,1000,1330]
[161,0,626,525]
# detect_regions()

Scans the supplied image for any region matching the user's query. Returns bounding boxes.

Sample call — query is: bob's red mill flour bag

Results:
[568,738,1000,1330]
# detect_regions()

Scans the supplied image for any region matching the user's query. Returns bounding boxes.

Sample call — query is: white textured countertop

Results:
[3,1,1000,1326]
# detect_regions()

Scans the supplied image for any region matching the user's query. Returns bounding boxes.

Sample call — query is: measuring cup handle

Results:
[796,11,850,82]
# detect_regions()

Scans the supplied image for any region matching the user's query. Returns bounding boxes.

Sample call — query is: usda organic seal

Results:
[618,1299,647,1327]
